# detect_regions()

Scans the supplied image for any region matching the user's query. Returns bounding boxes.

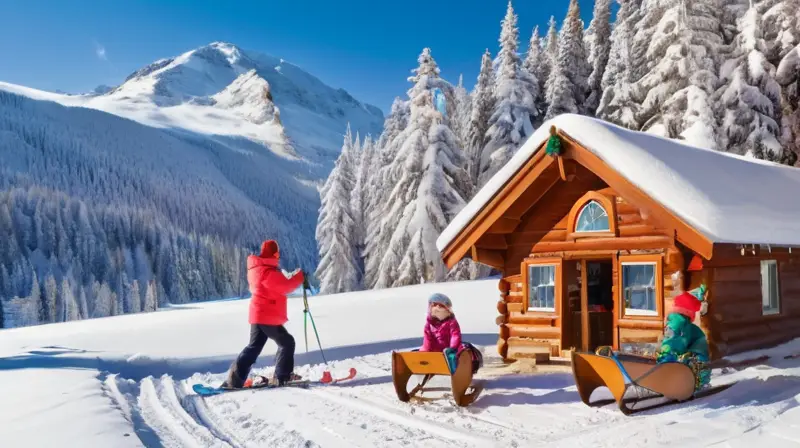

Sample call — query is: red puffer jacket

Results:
[247,255,304,326]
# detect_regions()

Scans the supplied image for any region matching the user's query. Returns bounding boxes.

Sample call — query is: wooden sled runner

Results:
[391,350,482,406]
[571,350,734,415]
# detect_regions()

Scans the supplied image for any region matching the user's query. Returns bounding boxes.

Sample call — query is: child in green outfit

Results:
[657,272,710,391]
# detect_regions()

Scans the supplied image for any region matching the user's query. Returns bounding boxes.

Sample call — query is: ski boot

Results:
[268,372,303,387]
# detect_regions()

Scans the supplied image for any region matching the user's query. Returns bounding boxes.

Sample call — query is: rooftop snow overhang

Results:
[435,115,751,269]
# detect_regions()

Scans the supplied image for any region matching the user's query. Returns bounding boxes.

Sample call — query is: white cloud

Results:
[94,41,107,61]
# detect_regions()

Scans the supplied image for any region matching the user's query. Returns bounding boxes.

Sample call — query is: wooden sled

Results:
[571,350,707,415]
[391,350,481,407]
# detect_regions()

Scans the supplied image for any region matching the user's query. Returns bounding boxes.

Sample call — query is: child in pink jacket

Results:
[421,293,482,373]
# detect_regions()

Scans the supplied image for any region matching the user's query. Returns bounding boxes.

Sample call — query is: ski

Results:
[193,380,310,397]
[193,368,357,397]
[320,367,357,384]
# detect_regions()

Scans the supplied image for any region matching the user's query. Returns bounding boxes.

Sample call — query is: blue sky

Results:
[0,0,609,113]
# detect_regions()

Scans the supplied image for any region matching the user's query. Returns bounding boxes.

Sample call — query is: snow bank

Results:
[437,114,800,252]
[3,278,800,447]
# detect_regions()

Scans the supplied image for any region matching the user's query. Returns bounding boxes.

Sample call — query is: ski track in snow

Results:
[104,351,539,447]
[101,352,800,448]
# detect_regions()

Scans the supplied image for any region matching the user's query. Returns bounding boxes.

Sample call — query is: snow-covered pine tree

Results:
[770,0,800,165]
[523,26,547,128]
[762,0,800,65]
[635,0,723,150]
[479,2,538,187]
[586,0,613,116]
[129,279,141,313]
[61,278,80,321]
[545,0,591,119]
[315,126,361,293]
[452,75,472,148]
[543,16,559,89]
[716,3,785,161]
[352,134,376,281]
[78,286,88,319]
[144,280,157,312]
[374,48,469,287]
[363,96,415,290]
[776,46,800,165]
[44,272,57,323]
[466,50,496,188]
[597,0,643,128]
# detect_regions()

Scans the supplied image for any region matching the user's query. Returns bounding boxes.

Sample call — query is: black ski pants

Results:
[234,324,295,382]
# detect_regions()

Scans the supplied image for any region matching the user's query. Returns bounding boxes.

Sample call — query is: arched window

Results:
[575,200,610,232]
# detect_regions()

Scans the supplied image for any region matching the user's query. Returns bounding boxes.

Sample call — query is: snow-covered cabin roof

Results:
[437,114,800,254]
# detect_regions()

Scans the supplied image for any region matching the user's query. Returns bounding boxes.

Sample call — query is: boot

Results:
[221,363,246,389]
[269,372,303,387]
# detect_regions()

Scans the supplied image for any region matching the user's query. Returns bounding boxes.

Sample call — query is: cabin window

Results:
[528,264,556,311]
[621,262,657,316]
[575,201,610,232]
[761,260,780,315]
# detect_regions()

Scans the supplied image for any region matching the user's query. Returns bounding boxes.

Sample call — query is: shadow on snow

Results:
[0,333,499,383]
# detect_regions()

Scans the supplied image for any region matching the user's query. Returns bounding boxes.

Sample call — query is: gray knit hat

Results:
[428,293,453,309]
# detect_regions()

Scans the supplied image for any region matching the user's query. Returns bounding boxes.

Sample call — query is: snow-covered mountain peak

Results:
[1,41,383,164]
[212,69,279,125]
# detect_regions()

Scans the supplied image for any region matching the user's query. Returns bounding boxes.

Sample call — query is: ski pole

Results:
[303,284,328,365]
[303,289,310,354]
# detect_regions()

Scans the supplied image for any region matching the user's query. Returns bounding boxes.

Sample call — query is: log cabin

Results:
[436,114,800,363]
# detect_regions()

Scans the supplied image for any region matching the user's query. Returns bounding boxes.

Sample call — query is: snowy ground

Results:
[2,279,800,447]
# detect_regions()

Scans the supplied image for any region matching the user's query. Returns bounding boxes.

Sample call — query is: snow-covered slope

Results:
[2,279,799,447]
[0,41,384,163]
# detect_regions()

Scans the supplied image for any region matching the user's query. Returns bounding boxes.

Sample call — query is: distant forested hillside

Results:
[0,91,320,328]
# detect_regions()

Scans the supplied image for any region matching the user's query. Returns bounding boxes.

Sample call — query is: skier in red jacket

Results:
[222,240,307,388]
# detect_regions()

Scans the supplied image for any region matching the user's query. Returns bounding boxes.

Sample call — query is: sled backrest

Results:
[571,351,628,404]
[393,351,452,375]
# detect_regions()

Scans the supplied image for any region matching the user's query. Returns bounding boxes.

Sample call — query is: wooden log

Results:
[488,217,521,234]
[713,266,761,283]
[499,324,510,340]
[710,281,761,302]
[532,235,673,253]
[497,337,508,359]
[619,328,662,344]
[471,247,504,270]
[507,302,524,313]
[505,295,524,304]
[507,229,568,247]
[507,336,559,347]
[506,338,554,362]
[507,324,561,340]
[495,314,508,325]
[617,319,664,330]
[614,200,642,214]
[497,300,507,315]
[618,224,670,238]
[717,323,772,342]
[617,213,643,226]
[476,234,509,250]
[498,278,510,292]
[507,314,557,326]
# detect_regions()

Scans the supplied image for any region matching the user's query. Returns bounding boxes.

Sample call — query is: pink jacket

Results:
[421,315,462,352]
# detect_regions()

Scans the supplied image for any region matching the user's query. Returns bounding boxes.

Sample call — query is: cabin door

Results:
[571,259,615,352]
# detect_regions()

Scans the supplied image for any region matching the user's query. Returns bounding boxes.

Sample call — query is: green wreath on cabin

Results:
[546,125,562,157]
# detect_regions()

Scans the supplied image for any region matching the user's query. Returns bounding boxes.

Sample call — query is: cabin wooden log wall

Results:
[702,245,800,359]
[442,127,800,364]
[493,183,691,360]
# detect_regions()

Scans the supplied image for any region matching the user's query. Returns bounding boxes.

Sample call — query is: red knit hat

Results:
[260,240,279,258]
[672,291,702,319]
